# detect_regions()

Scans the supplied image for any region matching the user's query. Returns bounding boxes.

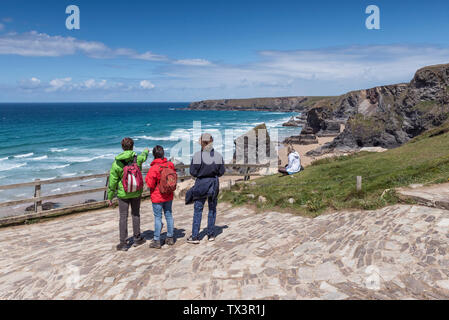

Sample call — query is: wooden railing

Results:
[0,163,272,226]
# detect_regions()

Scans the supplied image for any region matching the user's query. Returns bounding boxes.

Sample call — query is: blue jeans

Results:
[152,201,174,241]
[192,197,217,239]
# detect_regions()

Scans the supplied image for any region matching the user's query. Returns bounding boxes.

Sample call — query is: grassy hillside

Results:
[221,122,449,216]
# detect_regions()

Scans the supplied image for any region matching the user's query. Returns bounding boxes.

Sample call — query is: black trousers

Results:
[118,197,141,243]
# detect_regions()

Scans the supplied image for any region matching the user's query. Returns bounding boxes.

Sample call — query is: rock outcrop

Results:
[283,127,318,145]
[282,116,302,127]
[306,108,342,137]
[233,123,277,173]
[25,202,58,212]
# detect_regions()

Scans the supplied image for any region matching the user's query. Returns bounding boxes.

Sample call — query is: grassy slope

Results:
[222,123,449,217]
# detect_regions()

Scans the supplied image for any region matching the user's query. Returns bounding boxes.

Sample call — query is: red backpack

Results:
[122,155,144,193]
[158,164,177,194]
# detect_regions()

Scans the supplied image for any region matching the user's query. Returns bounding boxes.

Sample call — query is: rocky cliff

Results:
[307,63,449,155]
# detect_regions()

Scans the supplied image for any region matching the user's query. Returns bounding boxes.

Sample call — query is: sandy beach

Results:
[277,136,336,167]
[277,123,346,168]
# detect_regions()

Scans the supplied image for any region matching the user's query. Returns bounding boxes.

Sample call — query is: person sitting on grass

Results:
[278,145,301,176]
[107,138,149,252]
[145,145,177,249]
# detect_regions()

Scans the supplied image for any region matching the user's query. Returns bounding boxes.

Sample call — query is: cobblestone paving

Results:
[0,201,448,299]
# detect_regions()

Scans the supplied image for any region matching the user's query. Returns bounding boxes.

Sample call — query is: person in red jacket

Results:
[145,145,175,249]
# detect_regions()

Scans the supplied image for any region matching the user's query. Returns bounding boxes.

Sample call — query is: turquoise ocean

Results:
[0,103,299,209]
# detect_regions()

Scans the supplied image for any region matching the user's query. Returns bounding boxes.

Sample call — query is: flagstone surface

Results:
[0,200,448,299]
[397,183,449,210]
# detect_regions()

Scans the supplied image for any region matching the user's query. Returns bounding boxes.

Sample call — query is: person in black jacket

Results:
[187,133,225,243]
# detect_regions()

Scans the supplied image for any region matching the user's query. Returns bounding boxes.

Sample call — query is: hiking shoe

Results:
[165,237,175,246]
[149,240,161,249]
[187,236,200,244]
[133,236,146,247]
[116,242,128,251]
[207,235,215,242]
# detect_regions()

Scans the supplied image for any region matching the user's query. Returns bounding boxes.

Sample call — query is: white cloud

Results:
[0,31,167,61]
[47,77,72,92]
[173,59,213,66]
[18,77,42,89]
[140,80,155,89]
[159,44,449,95]
[253,45,449,82]
[0,31,107,57]
[82,79,107,89]
[6,42,449,100]
[133,51,167,61]
[16,77,152,94]
[30,77,41,84]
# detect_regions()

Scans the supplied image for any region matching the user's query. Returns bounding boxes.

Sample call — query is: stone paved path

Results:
[0,200,448,299]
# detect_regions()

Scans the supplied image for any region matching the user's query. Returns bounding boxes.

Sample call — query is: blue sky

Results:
[1,0,449,102]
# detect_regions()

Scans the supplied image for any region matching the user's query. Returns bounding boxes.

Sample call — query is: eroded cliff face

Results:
[307,63,449,155]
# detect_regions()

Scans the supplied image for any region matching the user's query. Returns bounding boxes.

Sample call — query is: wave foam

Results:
[62,173,77,177]
[50,148,68,153]
[134,135,181,141]
[48,164,70,170]
[60,154,114,163]
[14,153,34,158]
[0,157,8,161]
[0,162,27,172]
[31,155,48,161]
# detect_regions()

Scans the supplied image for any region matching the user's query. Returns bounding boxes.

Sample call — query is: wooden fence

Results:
[0,163,271,226]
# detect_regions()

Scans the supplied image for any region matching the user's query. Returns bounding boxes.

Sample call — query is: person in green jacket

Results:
[107,137,149,251]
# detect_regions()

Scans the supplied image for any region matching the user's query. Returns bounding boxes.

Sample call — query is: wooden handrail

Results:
[0,187,108,208]
[0,162,273,215]
[0,163,271,190]
[175,163,271,169]
[0,173,109,190]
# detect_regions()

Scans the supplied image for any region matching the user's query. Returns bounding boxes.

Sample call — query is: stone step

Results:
[396,183,449,210]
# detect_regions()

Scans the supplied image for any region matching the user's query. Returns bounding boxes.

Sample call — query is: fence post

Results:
[356,176,362,192]
[34,179,42,213]
[244,167,251,181]
[103,176,109,200]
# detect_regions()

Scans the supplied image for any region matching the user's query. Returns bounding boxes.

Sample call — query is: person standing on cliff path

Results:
[145,145,177,249]
[107,137,149,251]
[186,133,225,244]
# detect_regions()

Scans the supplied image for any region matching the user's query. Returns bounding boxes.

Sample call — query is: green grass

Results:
[221,123,449,217]
[413,100,439,112]
[302,96,334,107]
